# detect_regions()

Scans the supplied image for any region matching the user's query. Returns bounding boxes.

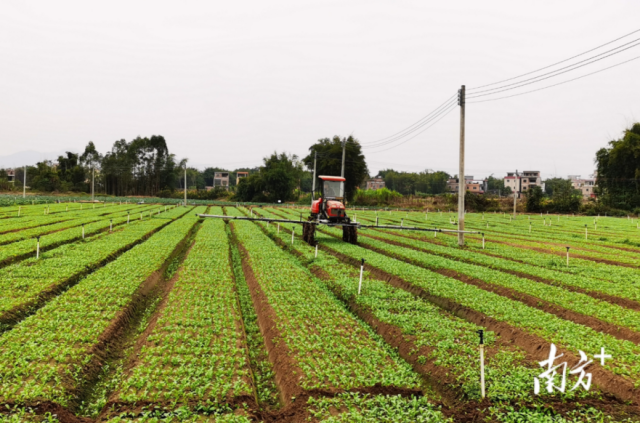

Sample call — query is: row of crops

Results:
[0,204,640,421]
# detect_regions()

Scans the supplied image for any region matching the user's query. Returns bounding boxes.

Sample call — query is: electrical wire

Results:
[469,27,640,91]
[467,40,640,99]
[467,54,640,103]
[468,38,640,97]
[367,103,458,154]
[362,97,458,149]
[359,93,457,146]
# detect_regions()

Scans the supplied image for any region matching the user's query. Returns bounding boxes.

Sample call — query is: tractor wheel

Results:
[342,226,358,244]
[303,222,316,246]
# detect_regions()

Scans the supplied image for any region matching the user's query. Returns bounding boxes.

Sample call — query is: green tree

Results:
[525,185,544,212]
[544,177,568,197]
[550,179,581,212]
[487,175,510,196]
[302,136,368,202]
[595,123,640,210]
[236,173,264,202]
[262,152,302,202]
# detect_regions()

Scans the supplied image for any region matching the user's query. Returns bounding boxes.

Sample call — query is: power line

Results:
[469,27,640,91]
[362,97,458,149]
[468,38,640,97]
[359,93,457,147]
[467,39,640,99]
[367,103,458,154]
[467,54,640,104]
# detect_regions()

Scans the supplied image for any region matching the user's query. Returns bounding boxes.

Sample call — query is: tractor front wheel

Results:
[303,222,316,246]
[342,226,358,244]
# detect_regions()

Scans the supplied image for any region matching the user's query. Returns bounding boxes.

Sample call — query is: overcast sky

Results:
[1,0,639,179]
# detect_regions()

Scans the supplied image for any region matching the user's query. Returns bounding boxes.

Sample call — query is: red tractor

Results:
[196,175,480,246]
[303,175,357,245]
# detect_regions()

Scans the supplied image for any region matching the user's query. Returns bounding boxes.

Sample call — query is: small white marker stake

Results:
[482,233,485,249]
[82,224,85,239]
[315,244,318,258]
[291,228,294,245]
[36,236,40,259]
[127,213,130,224]
[478,330,485,398]
[566,246,570,266]
[358,259,365,295]
[585,225,588,240]
[277,223,280,233]
[110,220,113,232]
[401,218,404,227]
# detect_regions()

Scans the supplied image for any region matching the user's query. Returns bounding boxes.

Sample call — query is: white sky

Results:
[1,0,639,179]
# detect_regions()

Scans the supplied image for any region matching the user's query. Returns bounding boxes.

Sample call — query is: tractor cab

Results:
[311,176,348,223]
[307,175,357,244]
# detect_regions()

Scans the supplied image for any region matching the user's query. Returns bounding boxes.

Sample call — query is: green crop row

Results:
[352,210,640,286]
[0,206,191,330]
[300,229,640,388]
[344,228,640,336]
[226,207,422,393]
[255,208,550,402]
[0,204,160,243]
[112,209,253,408]
[365,227,640,308]
[0,206,170,266]
[0,207,206,407]
[0,203,151,234]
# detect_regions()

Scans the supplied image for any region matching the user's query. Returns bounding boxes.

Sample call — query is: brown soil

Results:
[486,237,638,268]
[231,223,305,406]
[0,219,177,332]
[372,230,640,312]
[0,220,130,269]
[319,244,640,403]
[37,217,201,420]
[0,218,74,237]
[356,233,640,349]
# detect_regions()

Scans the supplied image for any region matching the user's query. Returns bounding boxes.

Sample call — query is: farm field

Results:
[1,203,640,422]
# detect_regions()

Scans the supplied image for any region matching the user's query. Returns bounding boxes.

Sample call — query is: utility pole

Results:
[311,150,317,202]
[457,85,466,246]
[91,167,95,202]
[23,165,26,198]
[341,139,346,178]
[513,169,518,219]
[184,166,187,206]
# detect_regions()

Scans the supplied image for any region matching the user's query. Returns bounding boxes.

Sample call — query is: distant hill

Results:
[0,150,69,168]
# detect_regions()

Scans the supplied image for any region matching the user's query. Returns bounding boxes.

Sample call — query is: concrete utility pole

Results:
[23,165,26,198]
[513,169,518,219]
[184,166,187,206]
[341,139,346,178]
[311,150,317,202]
[457,85,466,246]
[91,167,95,202]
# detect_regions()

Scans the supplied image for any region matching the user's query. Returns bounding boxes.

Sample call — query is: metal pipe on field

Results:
[358,259,365,295]
[478,330,485,398]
